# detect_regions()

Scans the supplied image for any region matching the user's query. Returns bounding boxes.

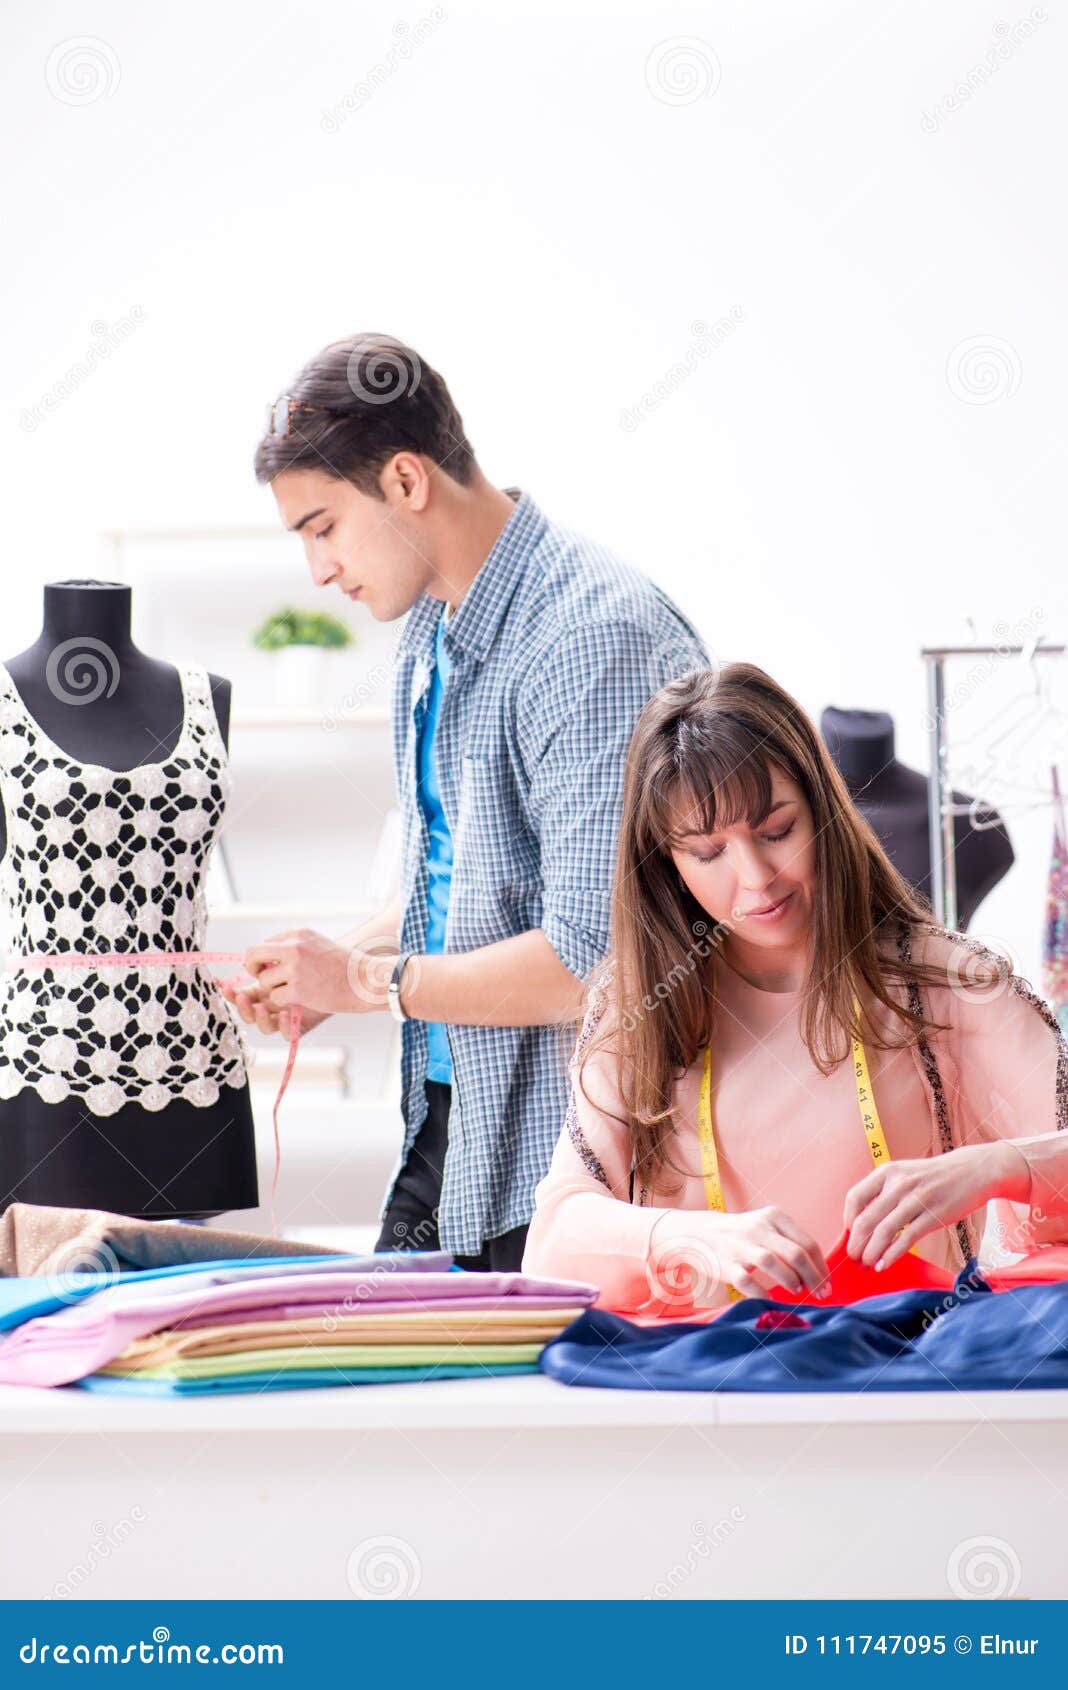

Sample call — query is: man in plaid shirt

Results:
[229,333,709,1268]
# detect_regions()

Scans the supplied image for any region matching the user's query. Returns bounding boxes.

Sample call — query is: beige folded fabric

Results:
[0,1201,340,1279]
[113,1307,578,1368]
[98,1341,546,1380]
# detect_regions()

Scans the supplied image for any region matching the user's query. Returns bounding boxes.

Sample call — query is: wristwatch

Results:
[388,952,414,1023]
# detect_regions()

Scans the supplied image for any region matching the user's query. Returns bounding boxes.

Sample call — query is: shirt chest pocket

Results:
[449,753,541,901]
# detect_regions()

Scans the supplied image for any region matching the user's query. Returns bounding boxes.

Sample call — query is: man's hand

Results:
[220,973,330,1039]
[843,1142,1030,1270]
[240,929,396,1018]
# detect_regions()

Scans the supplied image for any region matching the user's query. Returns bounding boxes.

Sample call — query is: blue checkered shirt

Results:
[385,489,710,1252]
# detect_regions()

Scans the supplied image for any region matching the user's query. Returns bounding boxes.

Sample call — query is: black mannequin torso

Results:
[0,581,233,854]
[820,707,1014,930]
[0,581,257,1218]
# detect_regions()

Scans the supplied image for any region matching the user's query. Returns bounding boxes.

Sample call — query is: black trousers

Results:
[375,1080,529,1273]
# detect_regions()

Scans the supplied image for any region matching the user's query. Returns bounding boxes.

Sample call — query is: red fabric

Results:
[986,1243,1068,1290]
[778,1233,953,1306]
[621,1232,1068,1327]
[754,1309,812,1331]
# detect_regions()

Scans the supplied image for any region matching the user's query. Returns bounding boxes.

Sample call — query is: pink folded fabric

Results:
[0,1269,599,1387]
[166,1293,592,1334]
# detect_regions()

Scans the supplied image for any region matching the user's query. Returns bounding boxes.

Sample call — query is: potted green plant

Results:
[252,608,355,707]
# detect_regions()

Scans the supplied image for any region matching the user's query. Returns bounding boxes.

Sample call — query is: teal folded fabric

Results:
[75,1362,540,1395]
[0,1256,344,1332]
[0,1251,441,1334]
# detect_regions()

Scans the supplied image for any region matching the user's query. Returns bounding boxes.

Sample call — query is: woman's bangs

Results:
[646,741,776,851]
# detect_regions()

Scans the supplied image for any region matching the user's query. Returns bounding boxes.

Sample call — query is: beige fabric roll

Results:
[0,1201,341,1278]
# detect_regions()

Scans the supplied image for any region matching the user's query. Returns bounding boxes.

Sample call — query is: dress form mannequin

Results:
[0,580,257,1218]
[820,707,1014,931]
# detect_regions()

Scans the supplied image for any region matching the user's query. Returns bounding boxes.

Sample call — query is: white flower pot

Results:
[270,646,329,708]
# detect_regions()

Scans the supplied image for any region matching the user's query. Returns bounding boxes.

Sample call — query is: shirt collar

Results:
[398,488,547,664]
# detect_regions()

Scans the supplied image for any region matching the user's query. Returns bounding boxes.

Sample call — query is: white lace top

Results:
[0,661,249,1116]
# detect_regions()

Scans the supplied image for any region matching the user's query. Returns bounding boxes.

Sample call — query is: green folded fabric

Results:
[99,1341,546,1380]
[78,1362,540,1396]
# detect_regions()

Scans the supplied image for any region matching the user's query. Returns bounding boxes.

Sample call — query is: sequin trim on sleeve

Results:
[896,919,976,1266]
[917,919,1068,1135]
[562,969,614,1189]
[897,917,1068,1264]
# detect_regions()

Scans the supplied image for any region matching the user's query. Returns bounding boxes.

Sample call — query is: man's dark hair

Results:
[254,333,478,493]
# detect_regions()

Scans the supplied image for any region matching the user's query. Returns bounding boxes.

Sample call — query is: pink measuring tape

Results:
[13,950,301,1233]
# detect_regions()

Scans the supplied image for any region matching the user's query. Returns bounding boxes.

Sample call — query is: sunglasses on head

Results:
[264,395,343,439]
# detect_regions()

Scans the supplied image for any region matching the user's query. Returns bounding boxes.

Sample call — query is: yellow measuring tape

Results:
[698,983,892,1301]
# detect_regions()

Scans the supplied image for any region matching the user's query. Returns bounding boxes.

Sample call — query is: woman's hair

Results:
[585,660,983,1196]
[254,333,478,492]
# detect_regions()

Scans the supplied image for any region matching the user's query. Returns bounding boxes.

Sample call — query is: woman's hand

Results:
[647,1205,832,1304]
[843,1142,1031,1270]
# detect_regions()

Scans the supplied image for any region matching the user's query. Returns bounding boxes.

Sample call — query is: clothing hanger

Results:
[952,640,1068,809]
[955,795,1061,828]
[953,637,1068,770]
[1053,763,1067,851]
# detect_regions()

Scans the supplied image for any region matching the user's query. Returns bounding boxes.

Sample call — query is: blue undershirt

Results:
[416,611,454,1083]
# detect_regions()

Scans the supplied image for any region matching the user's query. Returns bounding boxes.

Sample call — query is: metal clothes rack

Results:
[922,640,1066,929]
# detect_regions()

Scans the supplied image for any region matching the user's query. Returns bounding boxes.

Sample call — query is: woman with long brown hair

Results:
[522,662,1068,1312]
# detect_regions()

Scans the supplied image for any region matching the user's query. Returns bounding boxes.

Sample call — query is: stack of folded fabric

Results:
[0,1251,599,1396]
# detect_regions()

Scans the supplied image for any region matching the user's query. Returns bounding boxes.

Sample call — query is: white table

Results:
[2,1376,1067,1600]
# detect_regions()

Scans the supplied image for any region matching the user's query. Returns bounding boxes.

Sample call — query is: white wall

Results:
[4,0,1065,980]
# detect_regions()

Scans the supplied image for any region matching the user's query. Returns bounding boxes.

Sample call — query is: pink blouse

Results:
[522,923,1068,1311]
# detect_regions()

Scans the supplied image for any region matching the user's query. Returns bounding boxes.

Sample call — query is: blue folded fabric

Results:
[75,1362,540,1395]
[0,1251,445,1334]
[539,1265,1068,1392]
